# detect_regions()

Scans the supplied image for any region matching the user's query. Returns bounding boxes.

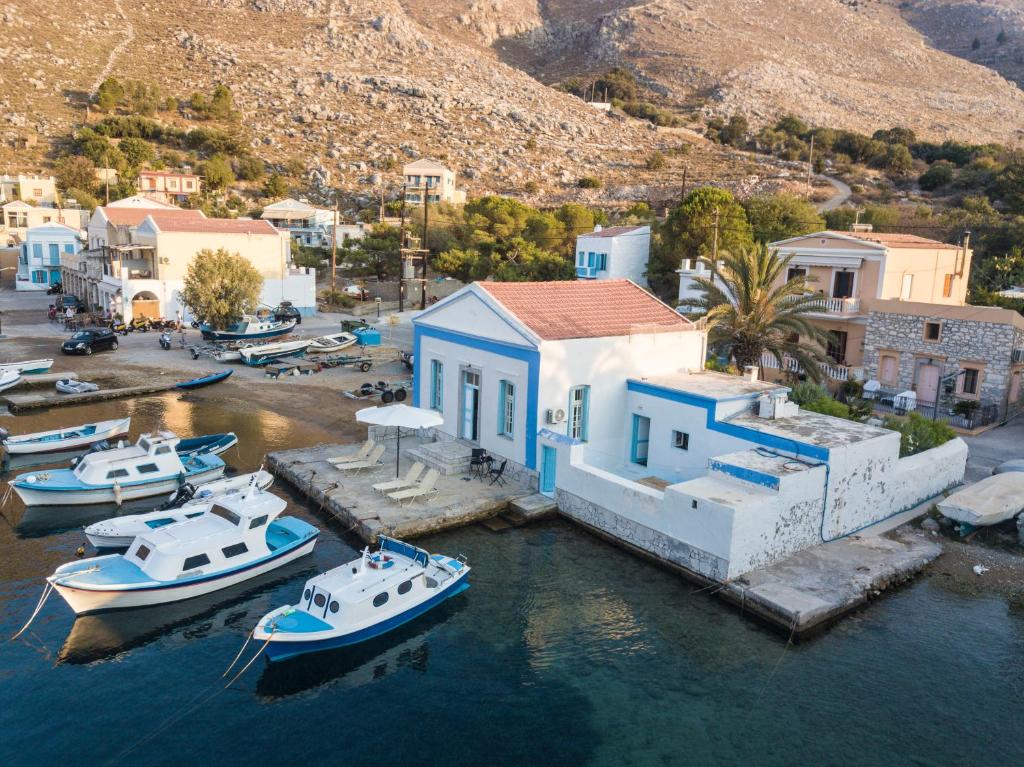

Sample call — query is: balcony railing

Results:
[759,352,855,381]
[798,295,861,314]
[866,386,999,430]
[576,265,598,279]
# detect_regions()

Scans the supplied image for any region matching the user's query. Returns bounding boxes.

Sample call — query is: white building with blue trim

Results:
[574,225,651,286]
[16,223,82,291]
[412,279,967,581]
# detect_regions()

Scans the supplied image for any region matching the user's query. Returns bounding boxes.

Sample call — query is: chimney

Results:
[593,224,602,233]
[850,223,873,233]
[744,365,759,382]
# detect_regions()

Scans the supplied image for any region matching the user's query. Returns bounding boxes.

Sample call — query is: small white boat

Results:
[306,332,357,355]
[253,536,470,662]
[937,472,1024,527]
[0,417,131,456]
[0,370,21,392]
[9,431,225,506]
[200,317,295,342]
[47,489,319,614]
[238,338,312,366]
[0,358,53,375]
[56,378,99,394]
[84,470,275,548]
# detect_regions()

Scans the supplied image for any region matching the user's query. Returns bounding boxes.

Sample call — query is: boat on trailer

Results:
[306,332,357,355]
[47,488,319,614]
[84,470,275,549]
[9,431,225,506]
[200,317,296,342]
[239,338,312,366]
[253,536,470,662]
[0,358,53,375]
[0,417,131,456]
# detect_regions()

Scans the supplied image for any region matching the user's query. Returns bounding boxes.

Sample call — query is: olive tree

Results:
[181,248,263,329]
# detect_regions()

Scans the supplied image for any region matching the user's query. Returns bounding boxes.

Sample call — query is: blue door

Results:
[540,445,557,496]
[631,415,650,466]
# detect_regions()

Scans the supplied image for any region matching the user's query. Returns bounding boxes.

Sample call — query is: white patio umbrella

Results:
[356,404,443,476]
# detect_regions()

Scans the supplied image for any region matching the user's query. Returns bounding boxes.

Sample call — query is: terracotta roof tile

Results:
[478,279,690,341]
[147,213,280,235]
[101,207,204,226]
[829,230,960,250]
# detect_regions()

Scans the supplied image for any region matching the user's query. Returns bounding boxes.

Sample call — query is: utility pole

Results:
[680,165,688,203]
[104,151,110,205]
[805,133,815,196]
[331,200,338,294]
[711,207,720,263]
[421,189,429,311]
[398,182,407,313]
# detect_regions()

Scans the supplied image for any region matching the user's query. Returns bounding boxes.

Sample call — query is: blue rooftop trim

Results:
[708,459,780,490]
[627,379,830,462]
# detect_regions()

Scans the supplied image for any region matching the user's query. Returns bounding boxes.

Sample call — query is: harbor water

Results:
[1,393,1022,766]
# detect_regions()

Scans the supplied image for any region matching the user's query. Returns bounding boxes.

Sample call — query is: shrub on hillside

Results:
[577,176,602,189]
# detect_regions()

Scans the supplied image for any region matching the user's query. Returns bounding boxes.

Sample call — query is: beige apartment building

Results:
[0,174,58,206]
[136,170,201,204]
[402,159,466,205]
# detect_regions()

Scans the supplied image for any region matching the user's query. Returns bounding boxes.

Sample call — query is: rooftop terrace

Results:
[632,370,788,401]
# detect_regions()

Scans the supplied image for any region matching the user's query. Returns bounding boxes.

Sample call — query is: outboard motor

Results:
[0,426,9,442]
[71,440,111,467]
[160,483,198,510]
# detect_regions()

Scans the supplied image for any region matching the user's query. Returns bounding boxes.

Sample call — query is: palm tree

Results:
[690,243,831,382]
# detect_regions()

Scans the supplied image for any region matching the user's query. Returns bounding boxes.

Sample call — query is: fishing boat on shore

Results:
[200,317,295,342]
[84,470,275,548]
[46,488,318,614]
[306,332,357,355]
[176,369,233,389]
[239,338,312,366]
[252,537,470,662]
[0,358,53,375]
[0,370,22,392]
[10,431,225,506]
[0,417,130,456]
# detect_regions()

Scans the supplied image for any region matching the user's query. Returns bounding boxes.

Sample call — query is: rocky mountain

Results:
[2,0,1024,205]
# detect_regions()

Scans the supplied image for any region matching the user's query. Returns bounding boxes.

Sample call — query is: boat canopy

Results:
[380,536,429,567]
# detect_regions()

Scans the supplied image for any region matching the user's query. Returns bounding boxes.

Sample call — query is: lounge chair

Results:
[328,439,374,465]
[372,462,425,494]
[387,469,440,506]
[333,444,386,473]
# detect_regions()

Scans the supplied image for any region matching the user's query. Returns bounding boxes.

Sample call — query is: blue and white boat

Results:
[0,358,54,376]
[176,369,233,389]
[200,317,295,342]
[0,417,130,456]
[84,469,275,548]
[176,432,238,457]
[10,431,225,506]
[252,537,470,662]
[238,338,312,366]
[47,488,318,614]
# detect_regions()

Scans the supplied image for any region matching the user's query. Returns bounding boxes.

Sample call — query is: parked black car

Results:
[61,328,119,355]
[273,301,302,325]
[56,294,85,313]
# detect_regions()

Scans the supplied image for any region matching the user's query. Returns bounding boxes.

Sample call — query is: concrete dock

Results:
[266,438,533,542]
[2,381,178,413]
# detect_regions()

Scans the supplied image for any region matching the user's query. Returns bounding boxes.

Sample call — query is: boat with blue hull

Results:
[0,358,53,376]
[253,537,470,662]
[176,370,233,389]
[10,431,225,506]
[47,488,318,614]
[0,417,130,456]
[176,432,237,457]
[200,317,296,342]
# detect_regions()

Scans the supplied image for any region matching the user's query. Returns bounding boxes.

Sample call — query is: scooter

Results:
[159,331,173,350]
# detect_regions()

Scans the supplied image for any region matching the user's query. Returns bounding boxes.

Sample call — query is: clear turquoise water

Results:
[1,394,1022,766]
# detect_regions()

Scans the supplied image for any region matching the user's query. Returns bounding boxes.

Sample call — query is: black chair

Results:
[488,459,508,486]
[469,449,490,479]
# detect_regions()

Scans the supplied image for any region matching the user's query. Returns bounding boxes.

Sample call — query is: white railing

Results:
[802,296,861,314]
[759,352,852,381]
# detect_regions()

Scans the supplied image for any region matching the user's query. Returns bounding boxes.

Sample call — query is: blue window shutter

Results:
[510,383,515,437]
[498,381,506,434]
[63,243,74,253]
[32,243,42,259]
[588,252,596,268]
[577,252,584,266]
[599,253,608,271]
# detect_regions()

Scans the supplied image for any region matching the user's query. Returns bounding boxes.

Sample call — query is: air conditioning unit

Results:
[546,408,566,424]
[160,257,170,264]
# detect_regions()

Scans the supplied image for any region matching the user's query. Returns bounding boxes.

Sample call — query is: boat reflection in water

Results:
[57,559,314,665]
[255,597,465,699]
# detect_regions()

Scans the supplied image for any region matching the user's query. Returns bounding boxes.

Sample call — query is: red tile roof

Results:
[577,225,648,239]
[832,231,960,250]
[478,279,690,341]
[146,213,280,235]
[100,207,204,226]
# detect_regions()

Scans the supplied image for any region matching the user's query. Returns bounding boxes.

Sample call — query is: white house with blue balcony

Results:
[574,225,651,287]
[16,223,81,291]
[411,279,968,583]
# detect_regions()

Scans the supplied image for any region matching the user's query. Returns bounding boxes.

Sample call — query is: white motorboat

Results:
[238,338,312,366]
[200,317,295,342]
[937,472,1024,527]
[84,470,275,548]
[9,431,225,506]
[306,332,357,354]
[56,378,99,394]
[0,370,21,392]
[0,358,53,375]
[47,488,319,614]
[0,417,131,456]
[253,536,470,662]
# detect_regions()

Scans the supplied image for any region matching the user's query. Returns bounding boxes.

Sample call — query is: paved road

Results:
[816,175,853,212]
[961,415,1024,483]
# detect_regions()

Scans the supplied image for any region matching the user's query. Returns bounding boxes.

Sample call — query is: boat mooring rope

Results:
[221,630,254,678]
[10,583,54,641]
[224,628,276,689]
